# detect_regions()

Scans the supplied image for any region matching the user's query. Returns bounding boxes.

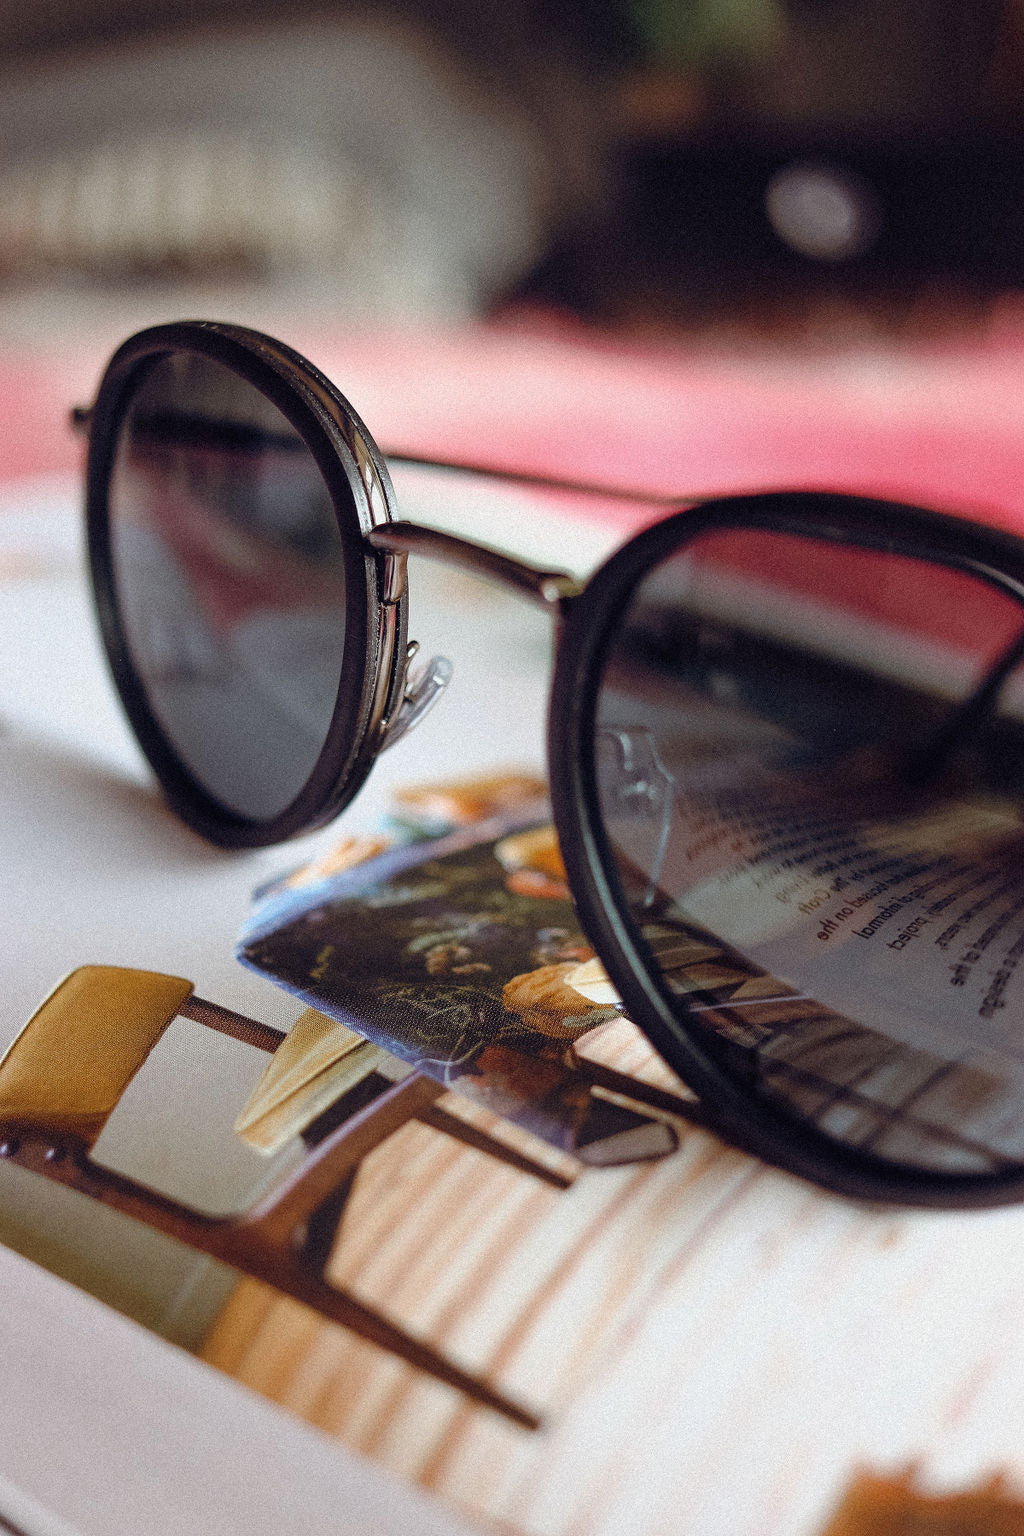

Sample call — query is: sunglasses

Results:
[76,320,1024,1210]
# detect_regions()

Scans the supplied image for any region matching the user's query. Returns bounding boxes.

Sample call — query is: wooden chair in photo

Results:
[0,965,582,1428]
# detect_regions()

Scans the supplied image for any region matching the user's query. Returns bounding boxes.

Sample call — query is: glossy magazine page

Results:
[7,319,1024,1535]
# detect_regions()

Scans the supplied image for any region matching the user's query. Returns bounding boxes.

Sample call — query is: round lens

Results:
[107,351,349,822]
[594,522,1024,1179]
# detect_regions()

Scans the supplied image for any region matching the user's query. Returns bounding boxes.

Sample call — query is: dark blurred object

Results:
[521,133,1024,324]
[516,0,1024,324]
[624,0,1005,136]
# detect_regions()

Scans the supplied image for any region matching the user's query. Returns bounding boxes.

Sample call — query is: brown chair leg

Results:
[298,1171,358,1273]
[241,1241,542,1430]
[417,1104,575,1188]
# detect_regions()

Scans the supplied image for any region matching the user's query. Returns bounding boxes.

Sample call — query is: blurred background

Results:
[0,0,1021,336]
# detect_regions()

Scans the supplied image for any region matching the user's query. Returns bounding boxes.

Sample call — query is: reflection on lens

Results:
[595,525,1024,1176]
[109,351,347,820]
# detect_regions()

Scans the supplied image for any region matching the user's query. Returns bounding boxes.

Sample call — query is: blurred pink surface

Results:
[7,309,1024,534]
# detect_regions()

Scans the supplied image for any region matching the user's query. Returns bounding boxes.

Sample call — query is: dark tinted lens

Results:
[109,352,347,821]
[595,524,1024,1176]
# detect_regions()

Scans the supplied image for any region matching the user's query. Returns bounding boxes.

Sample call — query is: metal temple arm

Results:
[367,520,582,611]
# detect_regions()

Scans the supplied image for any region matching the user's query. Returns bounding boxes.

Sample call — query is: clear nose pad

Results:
[380,642,453,751]
[597,726,676,907]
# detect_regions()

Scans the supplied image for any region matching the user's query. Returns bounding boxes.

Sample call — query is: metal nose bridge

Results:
[366,521,583,611]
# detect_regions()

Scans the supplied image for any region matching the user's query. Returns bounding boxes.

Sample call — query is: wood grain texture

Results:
[200,1018,1024,1535]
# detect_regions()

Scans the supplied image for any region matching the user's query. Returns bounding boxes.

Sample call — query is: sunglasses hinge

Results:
[377,548,408,605]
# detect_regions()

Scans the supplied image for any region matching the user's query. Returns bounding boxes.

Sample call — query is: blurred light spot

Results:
[765,161,880,262]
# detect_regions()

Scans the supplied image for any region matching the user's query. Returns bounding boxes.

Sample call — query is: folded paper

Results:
[235,1007,397,1155]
